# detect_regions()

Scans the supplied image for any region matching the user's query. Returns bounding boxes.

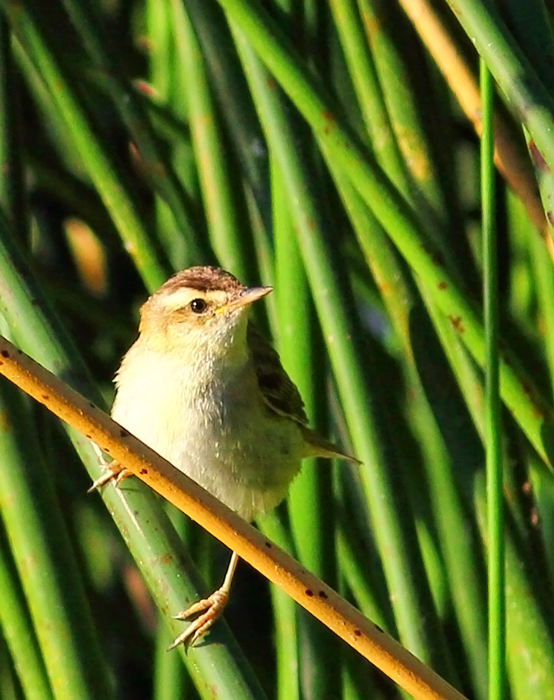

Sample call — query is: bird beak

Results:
[216,286,273,314]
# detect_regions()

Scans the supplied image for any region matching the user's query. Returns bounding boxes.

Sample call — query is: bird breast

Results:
[111,342,304,521]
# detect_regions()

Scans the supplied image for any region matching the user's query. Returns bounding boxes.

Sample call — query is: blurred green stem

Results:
[481,60,505,700]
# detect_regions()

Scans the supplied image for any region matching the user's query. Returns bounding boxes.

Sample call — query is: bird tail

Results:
[300,426,361,464]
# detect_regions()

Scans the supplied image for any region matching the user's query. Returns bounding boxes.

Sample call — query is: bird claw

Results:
[168,588,229,649]
[87,462,132,492]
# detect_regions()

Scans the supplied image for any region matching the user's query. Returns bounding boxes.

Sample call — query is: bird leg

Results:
[87,461,133,492]
[168,551,239,648]
[88,440,238,648]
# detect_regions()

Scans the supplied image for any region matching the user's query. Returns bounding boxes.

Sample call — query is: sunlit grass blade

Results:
[329,0,411,198]
[0,523,54,700]
[357,0,449,224]
[0,16,26,238]
[272,160,342,700]
[441,0,554,219]
[172,0,256,282]
[481,60,505,700]
[4,1,167,291]
[58,0,207,266]
[258,512,300,700]
[475,475,554,700]
[183,0,272,236]
[398,0,548,242]
[0,381,114,700]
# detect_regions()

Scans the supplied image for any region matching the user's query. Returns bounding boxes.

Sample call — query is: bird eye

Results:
[189,298,208,314]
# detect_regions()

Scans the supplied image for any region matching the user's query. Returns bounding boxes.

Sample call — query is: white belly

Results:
[111,345,304,521]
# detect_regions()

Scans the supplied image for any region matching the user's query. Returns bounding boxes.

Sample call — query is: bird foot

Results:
[87,462,132,492]
[168,587,229,649]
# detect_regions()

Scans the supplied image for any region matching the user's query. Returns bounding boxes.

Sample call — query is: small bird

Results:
[93,266,356,646]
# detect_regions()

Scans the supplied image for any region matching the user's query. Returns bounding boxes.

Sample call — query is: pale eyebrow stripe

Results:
[157,288,228,312]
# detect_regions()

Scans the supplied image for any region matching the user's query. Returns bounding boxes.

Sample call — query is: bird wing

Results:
[247,322,309,426]
[247,323,361,463]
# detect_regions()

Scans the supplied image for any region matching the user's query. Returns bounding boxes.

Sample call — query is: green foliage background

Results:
[1,0,554,699]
